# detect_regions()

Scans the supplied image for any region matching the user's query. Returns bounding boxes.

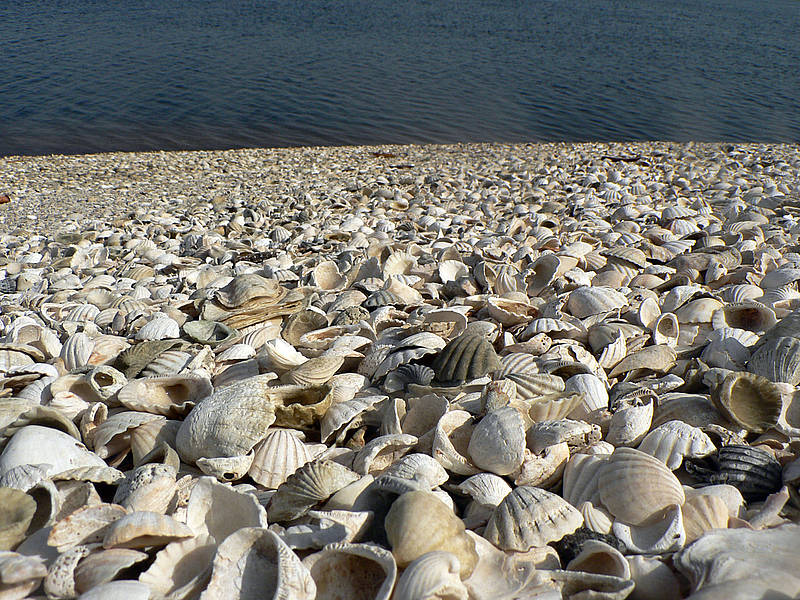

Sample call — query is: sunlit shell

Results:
[467,407,526,476]
[185,476,268,542]
[302,542,396,600]
[47,503,128,552]
[431,333,501,384]
[249,428,314,489]
[393,551,468,600]
[612,503,685,554]
[748,335,800,385]
[567,286,628,318]
[117,375,212,417]
[712,371,782,432]
[637,420,715,469]
[269,460,360,522]
[682,494,729,544]
[485,485,583,551]
[597,447,685,526]
[74,548,149,594]
[263,338,308,372]
[139,534,217,599]
[0,425,106,479]
[432,410,480,476]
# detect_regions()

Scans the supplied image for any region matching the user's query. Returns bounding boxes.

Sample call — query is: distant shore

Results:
[0,142,796,235]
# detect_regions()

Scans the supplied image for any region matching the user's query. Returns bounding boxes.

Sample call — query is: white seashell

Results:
[0,425,106,479]
[196,452,254,482]
[567,286,628,318]
[118,375,212,417]
[606,398,653,447]
[0,551,47,599]
[138,534,217,599]
[60,333,93,371]
[651,312,679,347]
[467,407,526,476]
[612,503,685,554]
[562,452,608,507]
[578,501,613,535]
[262,338,308,372]
[352,433,417,476]
[185,477,268,542]
[393,551,468,600]
[135,316,180,341]
[432,410,480,476]
[637,420,715,469]
[567,539,630,579]
[564,374,608,419]
[102,511,193,549]
[302,542,396,600]
[249,428,314,489]
[626,555,682,600]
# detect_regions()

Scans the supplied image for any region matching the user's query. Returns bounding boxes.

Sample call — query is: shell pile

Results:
[2,142,800,599]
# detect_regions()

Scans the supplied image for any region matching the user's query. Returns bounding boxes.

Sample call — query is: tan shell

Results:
[432,410,480,476]
[612,503,685,554]
[302,542,397,600]
[201,527,315,600]
[263,338,308,372]
[567,539,630,579]
[117,375,213,417]
[353,434,418,476]
[196,452,255,482]
[682,494,729,543]
[74,548,149,594]
[0,488,36,551]
[393,551,468,600]
[185,477,268,542]
[0,551,47,599]
[606,398,653,447]
[712,371,782,433]
[47,503,128,552]
[113,463,177,514]
[608,345,676,379]
[484,485,583,551]
[637,420,716,470]
[102,511,193,549]
[281,355,344,386]
[562,452,608,507]
[385,490,478,578]
[597,448,685,526]
[269,460,360,522]
[527,392,583,423]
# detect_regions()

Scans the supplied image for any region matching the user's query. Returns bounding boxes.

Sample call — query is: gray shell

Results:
[432,334,501,384]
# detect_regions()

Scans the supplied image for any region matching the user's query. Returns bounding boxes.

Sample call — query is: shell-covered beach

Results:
[1,141,800,599]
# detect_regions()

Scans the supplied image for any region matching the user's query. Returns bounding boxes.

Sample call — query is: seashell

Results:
[92,410,164,461]
[281,355,344,386]
[183,319,239,347]
[114,339,185,378]
[74,548,149,594]
[606,396,653,447]
[0,551,47,599]
[526,419,599,453]
[636,296,661,329]
[393,551,468,600]
[269,460,360,522]
[527,392,583,423]
[0,488,36,551]
[213,274,285,309]
[431,333,500,385]
[612,503,685,554]
[562,453,608,507]
[185,477,268,543]
[136,315,181,340]
[384,363,435,393]
[129,419,180,466]
[302,542,396,600]
[60,333,93,371]
[113,463,177,514]
[79,580,152,600]
[597,447,685,526]
[320,392,385,444]
[651,312,679,347]
[486,297,538,326]
[385,490,478,578]
[196,452,254,482]
[138,534,216,599]
[432,410,480,476]
[712,301,777,333]
[117,375,212,417]
[567,286,628,318]
[0,425,106,479]
[682,494,729,544]
[47,503,127,552]
[577,502,613,535]
[567,539,630,580]
[282,307,329,346]
[637,420,715,469]
[201,527,315,600]
[626,555,682,600]
[263,338,308,372]
[467,407,526,476]
[608,345,676,379]
[140,349,194,378]
[684,445,782,501]
[674,524,800,597]
[311,260,347,290]
[249,428,314,489]
[747,335,800,385]
[102,510,193,549]
[564,374,608,418]
[383,453,449,489]
[711,371,782,432]
[484,485,583,551]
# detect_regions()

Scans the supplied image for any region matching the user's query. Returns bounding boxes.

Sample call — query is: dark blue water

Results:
[1,0,799,157]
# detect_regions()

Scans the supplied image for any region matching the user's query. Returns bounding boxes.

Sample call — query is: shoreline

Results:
[0,141,797,235]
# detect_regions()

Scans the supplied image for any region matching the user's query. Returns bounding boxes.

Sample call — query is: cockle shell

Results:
[0,551,47,599]
[385,490,478,578]
[567,286,628,318]
[269,460,360,522]
[201,527,315,600]
[682,494,729,543]
[102,511,193,549]
[281,355,344,386]
[74,548,149,594]
[747,335,800,385]
[606,397,653,447]
[113,463,177,514]
[249,428,314,489]
[685,445,782,501]
[562,453,608,507]
[302,542,396,600]
[597,447,685,526]
[185,477,268,543]
[431,333,500,384]
[138,534,217,599]
[183,319,239,347]
[393,551,468,600]
[637,420,715,470]
[651,312,679,347]
[484,485,583,551]
[566,540,630,580]
[711,371,782,432]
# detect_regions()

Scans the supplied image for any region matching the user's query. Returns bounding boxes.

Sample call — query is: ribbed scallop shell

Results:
[527,392,583,422]
[564,374,608,417]
[484,486,583,551]
[682,494,729,544]
[567,286,628,318]
[467,407,526,476]
[135,316,181,341]
[249,428,314,489]
[60,332,93,371]
[597,447,685,526]
[393,551,467,600]
[320,392,385,443]
[114,339,184,379]
[431,334,500,384]
[384,453,449,489]
[637,420,715,469]
[269,460,360,521]
[748,336,800,385]
[139,350,193,377]
[562,452,608,507]
[213,274,285,308]
[281,355,343,386]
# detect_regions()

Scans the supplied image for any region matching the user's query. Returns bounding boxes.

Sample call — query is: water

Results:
[1,0,799,157]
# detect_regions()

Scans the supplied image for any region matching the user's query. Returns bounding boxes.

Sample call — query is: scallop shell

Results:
[263,338,308,372]
[201,527,315,600]
[684,445,782,501]
[711,371,782,432]
[383,453,449,489]
[747,335,800,385]
[467,407,526,476]
[431,333,501,384]
[269,460,360,522]
[612,503,685,554]
[302,542,396,600]
[567,286,628,318]
[393,551,468,600]
[597,447,685,526]
[213,274,285,309]
[136,315,181,341]
[114,339,184,379]
[712,301,777,333]
[60,333,93,371]
[117,375,212,417]
[637,420,716,470]
[282,307,329,346]
[113,463,177,514]
[432,410,480,476]
[527,392,583,423]
[183,319,239,347]
[608,345,676,379]
[562,453,608,507]
[682,494,729,544]
[484,485,583,551]
[606,397,653,447]
[385,490,478,578]
[564,374,608,418]
[281,355,344,386]
[249,428,314,489]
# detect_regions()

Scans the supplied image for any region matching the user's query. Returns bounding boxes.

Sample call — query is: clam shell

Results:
[185,477,268,543]
[567,286,628,318]
[281,355,344,386]
[302,542,396,600]
[385,490,477,578]
[263,338,308,372]
[183,319,239,347]
[269,460,360,522]
[566,539,630,579]
[117,375,212,417]
[113,463,177,514]
[608,345,676,379]
[201,527,315,600]
[597,447,685,526]
[47,503,127,552]
[484,485,583,551]
[0,425,106,479]
[249,428,314,489]
[138,534,216,599]
[353,433,417,476]
[467,407,526,476]
[432,410,480,476]
[682,494,729,544]
[711,371,782,432]
[747,335,800,385]
[393,551,468,600]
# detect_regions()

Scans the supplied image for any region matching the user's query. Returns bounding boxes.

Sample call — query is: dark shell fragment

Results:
[684,444,782,501]
[431,333,501,385]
